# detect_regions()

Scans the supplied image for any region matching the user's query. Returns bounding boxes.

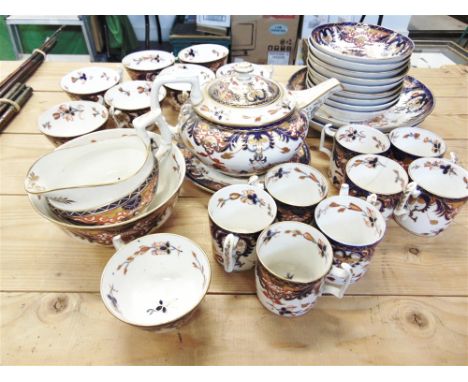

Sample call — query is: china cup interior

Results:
[315,194,386,246]
[346,154,408,195]
[122,50,175,71]
[208,184,277,234]
[178,43,229,64]
[390,127,447,158]
[335,124,391,154]
[159,63,215,92]
[60,66,121,95]
[104,80,166,111]
[256,221,333,283]
[265,163,328,207]
[27,129,185,231]
[409,158,468,200]
[100,233,211,327]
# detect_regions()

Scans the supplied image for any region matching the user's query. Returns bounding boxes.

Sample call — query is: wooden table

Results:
[1,62,467,365]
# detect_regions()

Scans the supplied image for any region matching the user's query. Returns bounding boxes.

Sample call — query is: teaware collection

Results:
[24,25,467,329]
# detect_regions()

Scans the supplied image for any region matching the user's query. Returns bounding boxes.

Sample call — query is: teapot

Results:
[136,62,342,176]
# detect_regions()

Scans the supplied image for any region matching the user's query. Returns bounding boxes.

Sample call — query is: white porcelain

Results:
[307,55,408,86]
[61,66,121,96]
[319,123,391,188]
[208,183,277,273]
[329,91,400,107]
[122,50,175,71]
[325,96,399,113]
[181,141,311,193]
[309,43,411,72]
[101,233,211,329]
[178,43,229,65]
[264,163,328,223]
[144,61,341,176]
[216,63,273,79]
[26,109,173,225]
[346,154,409,219]
[320,104,384,123]
[313,76,435,132]
[158,63,215,92]
[104,80,166,111]
[27,129,186,245]
[306,75,402,100]
[308,67,403,94]
[309,23,414,64]
[315,184,386,284]
[38,100,109,141]
[389,127,447,163]
[255,221,352,317]
[394,156,468,236]
[308,48,410,79]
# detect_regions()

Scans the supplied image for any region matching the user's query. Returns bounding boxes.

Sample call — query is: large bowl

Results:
[27,129,185,246]
[100,233,211,330]
[307,48,410,79]
[309,22,414,64]
[307,55,409,86]
[308,42,411,72]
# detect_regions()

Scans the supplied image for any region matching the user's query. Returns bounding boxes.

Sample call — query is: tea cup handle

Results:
[319,123,335,159]
[366,193,381,209]
[247,175,264,189]
[394,182,420,218]
[222,233,239,273]
[112,235,125,250]
[339,183,349,196]
[322,263,352,298]
[450,152,459,164]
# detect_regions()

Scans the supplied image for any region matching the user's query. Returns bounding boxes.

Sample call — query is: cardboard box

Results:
[300,15,329,38]
[231,16,300,65]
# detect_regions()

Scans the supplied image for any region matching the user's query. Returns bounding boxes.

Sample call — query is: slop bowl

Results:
[100,233,211,330]
[27,128,185,246]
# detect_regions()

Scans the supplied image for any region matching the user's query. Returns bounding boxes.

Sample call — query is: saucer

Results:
[287,68,435,133]
[180,142,311,193]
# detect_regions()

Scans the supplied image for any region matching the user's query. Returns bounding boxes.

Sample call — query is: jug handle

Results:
[149,73,204,138]
[319,124,335,159]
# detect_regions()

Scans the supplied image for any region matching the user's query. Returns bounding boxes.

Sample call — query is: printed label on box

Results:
[269,23,289,36]
[267,51,290,65]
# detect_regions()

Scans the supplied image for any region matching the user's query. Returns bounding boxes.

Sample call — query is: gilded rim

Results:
[100,233,212,328]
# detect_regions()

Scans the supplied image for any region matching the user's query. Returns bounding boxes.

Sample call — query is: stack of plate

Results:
[307,22,415,122]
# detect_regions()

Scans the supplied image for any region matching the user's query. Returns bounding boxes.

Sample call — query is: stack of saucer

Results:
[307,22,414,123]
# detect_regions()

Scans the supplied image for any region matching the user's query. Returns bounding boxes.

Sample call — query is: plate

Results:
[61,67,121,95]
[287,68,434,132]
[309,22,414,64]
[181,142,311,193]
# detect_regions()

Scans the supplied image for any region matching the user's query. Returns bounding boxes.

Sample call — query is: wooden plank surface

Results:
[1,293,467,365]
[0,62,467,366]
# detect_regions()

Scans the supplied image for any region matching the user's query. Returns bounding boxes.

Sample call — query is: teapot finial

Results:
[234,62,254,80]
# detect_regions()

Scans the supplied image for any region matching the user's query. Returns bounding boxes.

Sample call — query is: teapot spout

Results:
[292,78,342,111]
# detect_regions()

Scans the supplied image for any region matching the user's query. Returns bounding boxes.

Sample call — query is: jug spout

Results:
[292,78,342,111]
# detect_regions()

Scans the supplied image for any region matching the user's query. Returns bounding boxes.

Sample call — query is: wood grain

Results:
[1,195,467,295]
[1,292,467,365]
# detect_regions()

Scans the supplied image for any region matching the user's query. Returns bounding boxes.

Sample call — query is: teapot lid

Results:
[193,62,296,127]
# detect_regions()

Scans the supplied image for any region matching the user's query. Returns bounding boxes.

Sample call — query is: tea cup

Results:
[178,43,229,72]
[394,155,468,236]
[389,127,446,170]
[319,123,391,188]
[345,154,410,220]
[104,80,166,128]
[208,182,277,273]
[255,221,352,317]
[122,50,175,81]
[264,163,329,223]
[314,184,387,284]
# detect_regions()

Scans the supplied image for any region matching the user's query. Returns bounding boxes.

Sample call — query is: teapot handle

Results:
[148,73,204,138]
